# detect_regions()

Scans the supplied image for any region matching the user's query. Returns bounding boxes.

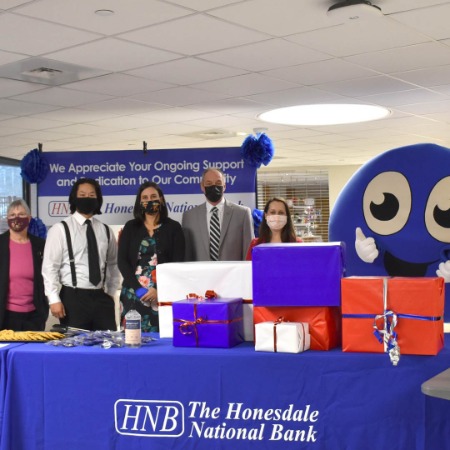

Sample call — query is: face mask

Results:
[204,185,224,203]
[142,200,161,215]
[75,197,99,215]
[8,216,30,233]
[266,215,287,231]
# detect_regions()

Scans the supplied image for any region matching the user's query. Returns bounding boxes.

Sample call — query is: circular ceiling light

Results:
[258,104,390,126]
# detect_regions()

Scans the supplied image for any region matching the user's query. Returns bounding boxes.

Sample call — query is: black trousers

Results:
[3,310,45,331]
[59,286,116,331]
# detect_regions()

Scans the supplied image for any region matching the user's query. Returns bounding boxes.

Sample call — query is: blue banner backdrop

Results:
[37,148,256,226]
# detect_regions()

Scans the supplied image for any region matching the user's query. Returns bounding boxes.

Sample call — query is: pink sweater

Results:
[7,240,35,313]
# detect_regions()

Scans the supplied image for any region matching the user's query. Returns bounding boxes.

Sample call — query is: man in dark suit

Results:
[182,167,254,261]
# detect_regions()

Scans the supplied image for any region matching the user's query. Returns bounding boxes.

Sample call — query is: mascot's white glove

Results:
[355,227,379,263]
[436,261,450,282]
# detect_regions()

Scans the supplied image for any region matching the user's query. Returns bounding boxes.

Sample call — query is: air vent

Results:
[183,129,239,140]
[0,57,109,86]
[22,67,63,80]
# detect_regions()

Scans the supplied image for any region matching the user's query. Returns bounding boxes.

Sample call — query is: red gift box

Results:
[341,277,444,355]
[253,306,341,351]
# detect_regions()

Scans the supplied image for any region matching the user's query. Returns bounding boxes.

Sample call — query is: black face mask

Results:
[204,185,224,203]
[75,197,99,215]
[142,200,161,215]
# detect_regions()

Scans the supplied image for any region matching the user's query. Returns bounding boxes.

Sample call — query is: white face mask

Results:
[266,214,287,231]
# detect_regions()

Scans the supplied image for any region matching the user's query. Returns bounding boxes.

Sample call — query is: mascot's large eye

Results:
[425,177,450,243]
[363,171,411,235]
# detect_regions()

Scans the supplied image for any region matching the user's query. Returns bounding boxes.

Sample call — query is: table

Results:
[1,336,450,450]
[421,367,450,448]
[0,343,23,450]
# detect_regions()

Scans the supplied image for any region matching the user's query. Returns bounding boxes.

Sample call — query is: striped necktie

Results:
[209,206,220,261]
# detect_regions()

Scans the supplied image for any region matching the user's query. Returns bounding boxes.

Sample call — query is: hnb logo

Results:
[48,202,70,217]
[114,400,184,437]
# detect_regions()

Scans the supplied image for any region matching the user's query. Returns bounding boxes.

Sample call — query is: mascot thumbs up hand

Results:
[437,260,450,282]
[355,227,379,263]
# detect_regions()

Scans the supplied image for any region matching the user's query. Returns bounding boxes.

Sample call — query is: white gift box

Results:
[157,261,253,340]
[255,321,310,353]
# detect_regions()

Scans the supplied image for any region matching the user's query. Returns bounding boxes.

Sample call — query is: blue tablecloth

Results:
[0,343,24,449]
[1,336,450,450]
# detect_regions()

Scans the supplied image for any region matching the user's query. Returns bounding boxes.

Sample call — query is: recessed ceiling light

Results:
[258,104,390,126]
[95,9,115,16]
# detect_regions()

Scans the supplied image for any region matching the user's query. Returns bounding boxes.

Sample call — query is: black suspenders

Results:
[61,220,110,289]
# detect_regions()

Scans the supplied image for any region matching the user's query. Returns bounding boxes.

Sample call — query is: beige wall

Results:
[328,165,361,212]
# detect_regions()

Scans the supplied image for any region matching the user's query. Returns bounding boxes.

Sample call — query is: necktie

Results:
[209,207,220,261]
[85,219,101,286]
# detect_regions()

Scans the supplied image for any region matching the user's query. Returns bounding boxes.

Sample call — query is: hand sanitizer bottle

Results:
[125,309,141,348]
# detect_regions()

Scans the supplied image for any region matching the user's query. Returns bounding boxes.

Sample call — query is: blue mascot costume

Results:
[329,143,450,321]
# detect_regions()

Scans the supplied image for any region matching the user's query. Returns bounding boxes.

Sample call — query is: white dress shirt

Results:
[42,211,120,304]
[206,197,225,234]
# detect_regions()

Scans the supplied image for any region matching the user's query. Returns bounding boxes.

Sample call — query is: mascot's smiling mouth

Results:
[384,251,436,277]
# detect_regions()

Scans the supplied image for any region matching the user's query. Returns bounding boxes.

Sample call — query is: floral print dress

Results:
[120,232,159,332]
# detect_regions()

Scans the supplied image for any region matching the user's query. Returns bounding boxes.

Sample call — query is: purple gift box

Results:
[172,298,244,348]
[252,243,345,307]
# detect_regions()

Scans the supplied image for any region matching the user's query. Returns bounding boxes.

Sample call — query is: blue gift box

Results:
[172,298,244,348]
[252,243,345,307]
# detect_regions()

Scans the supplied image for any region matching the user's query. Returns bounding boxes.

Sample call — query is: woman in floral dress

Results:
[118,182,185,331]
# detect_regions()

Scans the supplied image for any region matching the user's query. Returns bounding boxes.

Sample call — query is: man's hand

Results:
[355,227,379,263]
[50,302,65,319]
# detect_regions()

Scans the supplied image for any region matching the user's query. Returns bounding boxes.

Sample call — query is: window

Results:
[257,170,329,242]
[0,157,25,233]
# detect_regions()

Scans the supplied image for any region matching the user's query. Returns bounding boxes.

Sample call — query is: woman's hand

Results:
[141,287,157,303]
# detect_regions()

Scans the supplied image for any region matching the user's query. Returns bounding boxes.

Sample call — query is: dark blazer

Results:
[118,217,185,292]
[0,231,48,328]
[182,199,254,261]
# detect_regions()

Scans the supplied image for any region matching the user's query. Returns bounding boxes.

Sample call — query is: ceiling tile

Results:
[209,0,333,37]
[345,42,450,73]
[119,14,270,55]
[165,0,243,11]
[390,3,450,40]
[131,87,229,107]
[15,0,192,34]
[192,73,298,97]
[45,38,180,72]
[263,59,376,86]
[199,38,329,72]
[394,65,450,87]
[0,99,60,116]
[0,13,100,54]
[286,18,429,58]
[66,73,174,96]
[12,87,112,107]
[317,75,417,97]
[125,58,247,85]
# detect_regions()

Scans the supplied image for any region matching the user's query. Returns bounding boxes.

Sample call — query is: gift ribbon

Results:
[174,303,242,347]
[272,317,307,353]
[273,317,286,352]
[299,323,307,352]
[373,278,400,366]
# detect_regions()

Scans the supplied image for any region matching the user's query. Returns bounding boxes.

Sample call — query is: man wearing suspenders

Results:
[42,178,120,331]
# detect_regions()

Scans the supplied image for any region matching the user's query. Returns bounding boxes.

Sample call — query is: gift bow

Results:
[186,290,218,301]
[372,278,400,366]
